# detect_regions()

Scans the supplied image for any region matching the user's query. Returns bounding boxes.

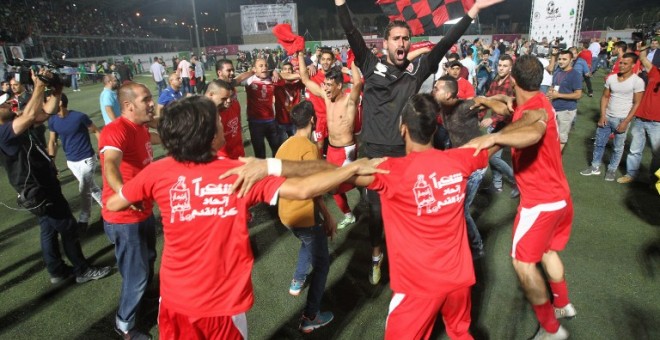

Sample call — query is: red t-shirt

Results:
[120,157,285,317]
[511,92,570,206]
[577,50,592,68]
[274,80,304,125]
[367,148,488,297]
[305,71,328,123]
[457,77,476,99]
[635,66,660,121]
[100,116,154,223]
[218,93,245,159]
[244,75,275,121]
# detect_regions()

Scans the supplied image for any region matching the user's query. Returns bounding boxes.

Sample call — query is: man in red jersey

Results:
[306,47,345,149]
[241,58,282,158]
[465,55,575,340]
[274,61,304,138]
[226,93,490,339]
[100,82,161,340]
[215,59,253,159]
[204,79,241,159]
[106,96,385,339]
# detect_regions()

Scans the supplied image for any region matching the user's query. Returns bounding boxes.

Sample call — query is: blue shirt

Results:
[48,110,95,162]
[158,86,183,106]
[572,58,590,77]
[552,68,582,111]
[99,88,120,125]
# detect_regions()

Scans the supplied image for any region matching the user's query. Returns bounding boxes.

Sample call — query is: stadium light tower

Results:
[191,0,202,55]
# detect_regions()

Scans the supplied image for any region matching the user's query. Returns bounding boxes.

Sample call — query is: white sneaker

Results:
[337,214,356,230]
[554,303,576,319]
[531,325,569,340]
[369,253,383,285]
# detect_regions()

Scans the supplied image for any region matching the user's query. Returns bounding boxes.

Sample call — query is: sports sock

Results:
[549,279,570,308]
[532,301,560,333]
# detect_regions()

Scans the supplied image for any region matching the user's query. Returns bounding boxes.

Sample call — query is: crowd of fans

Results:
[0,1,185,59]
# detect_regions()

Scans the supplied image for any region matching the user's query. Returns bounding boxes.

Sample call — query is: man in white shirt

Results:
[176,56,192,95]
[461,49,477,85]
[588,38,602,71]
[150,57,166,96]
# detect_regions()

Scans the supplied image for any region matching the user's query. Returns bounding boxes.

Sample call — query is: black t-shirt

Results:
[0,122,59,194]
[438,100,482,147]
[338,4,473,155]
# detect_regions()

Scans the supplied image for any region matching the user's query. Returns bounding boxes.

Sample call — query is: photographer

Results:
[0,70,110,285]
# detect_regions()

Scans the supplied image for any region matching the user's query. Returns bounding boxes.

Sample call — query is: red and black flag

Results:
[376,0,475,36]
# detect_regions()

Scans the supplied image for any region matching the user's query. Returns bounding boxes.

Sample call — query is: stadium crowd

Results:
[1,0,660,339]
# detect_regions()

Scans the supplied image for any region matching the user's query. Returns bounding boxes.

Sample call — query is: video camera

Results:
[6,51,77,88]
[632,22,660,42]
[550,36,567,50]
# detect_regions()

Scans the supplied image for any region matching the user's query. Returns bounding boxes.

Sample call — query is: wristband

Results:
[266,158,282,176]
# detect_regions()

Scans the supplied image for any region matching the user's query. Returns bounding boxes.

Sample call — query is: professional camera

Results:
[632,22,660,42]
[6,52,77,88]
[550,36,567,50]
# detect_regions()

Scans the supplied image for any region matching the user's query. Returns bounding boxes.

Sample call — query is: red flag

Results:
[272,24,305,56]
[410,40,436,52]
[376,0,475,36]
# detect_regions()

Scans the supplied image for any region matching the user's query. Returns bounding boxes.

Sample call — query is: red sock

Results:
[532,301,560,333]
[549,280,570,308]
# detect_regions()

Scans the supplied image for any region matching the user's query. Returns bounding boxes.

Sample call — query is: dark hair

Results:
[290,101,315,129]
[153,56,159,61]
[511,55,543,91]
[447,52,461,61]
[320,47,335,60]
[215,59,233,73]
[384,20,411,39]
[401,94,438,145]
[60,93,68,107]
[466,48,473,56]
[205,79,232,94]
[436,75,459,99]
[621,52,639,64]
[498,54,513,65]
[558,49,573,58]
[614,41,627,51]
[281,61,293,69]
[482,49,491,56]
[158,96,218,164]
[324,66,344,85]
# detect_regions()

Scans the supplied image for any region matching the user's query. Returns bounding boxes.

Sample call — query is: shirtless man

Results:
[298,51,363,230]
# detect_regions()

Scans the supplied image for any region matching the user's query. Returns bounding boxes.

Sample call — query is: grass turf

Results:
[0,70,659,339]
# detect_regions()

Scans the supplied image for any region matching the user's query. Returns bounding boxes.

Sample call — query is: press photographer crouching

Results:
[0,70,111,284]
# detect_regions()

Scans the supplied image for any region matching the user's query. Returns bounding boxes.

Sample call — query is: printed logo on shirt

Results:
[412,172,465,216]
[168,176,238,222]
[375,63,388,77]
[144,142,153,165]
[226,117,239,137]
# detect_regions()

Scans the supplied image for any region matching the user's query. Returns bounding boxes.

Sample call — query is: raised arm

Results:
[348,61,363,104]
[234,70,254,84]
[12,72,48,135]
[426,0,504,71]
[638,45,653,72]
[298,52,324,97]
[336,0,370,69]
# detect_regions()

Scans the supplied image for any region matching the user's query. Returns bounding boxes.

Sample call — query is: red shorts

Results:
[326,143,357,193]
[511,198,573,262]
[385,288,473,340]
[313,116,328,143]
[158,300,247,340]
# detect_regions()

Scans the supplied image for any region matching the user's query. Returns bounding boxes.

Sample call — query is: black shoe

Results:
[76,266,112,283]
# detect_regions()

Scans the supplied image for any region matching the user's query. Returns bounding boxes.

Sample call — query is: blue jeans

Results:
[591,116,629,172]
[464,167,487,252]
[476,76,489,96]
[278,123,296,140]
[625,117,660,179]
[156,80,166,96]
[540,85,550,94]
[38,208,88,277]
[248,120,282,159]
[104,215,157,333]
[181,77,191,95]
[487,126,515,189]
[291,225,330,317]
